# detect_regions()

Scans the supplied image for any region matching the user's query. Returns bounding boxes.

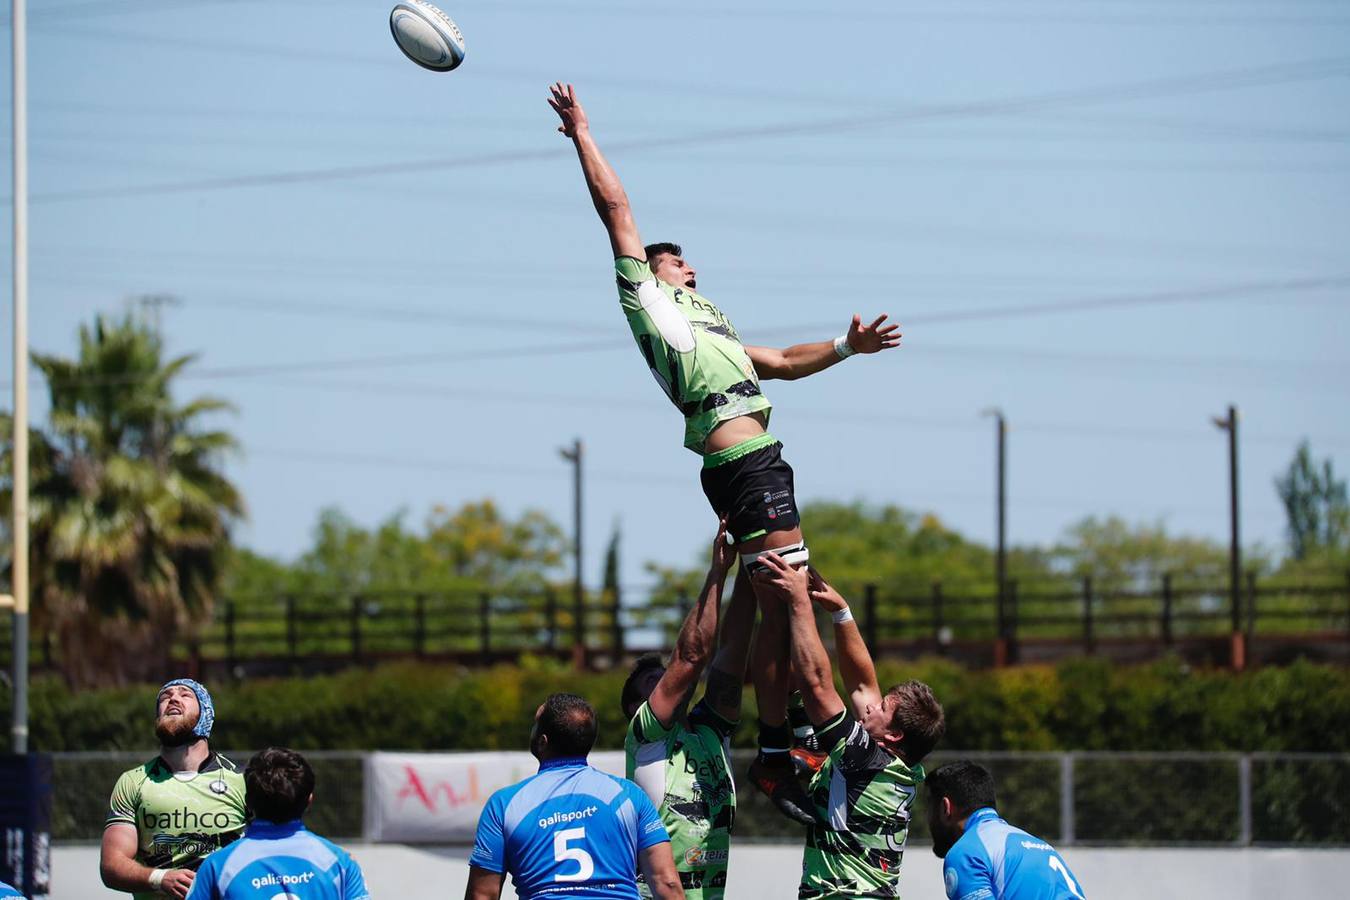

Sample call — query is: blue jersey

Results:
[943,809,1086,900]
[470,756,670,900]
[0,880,24,900]
[185,820,370,900]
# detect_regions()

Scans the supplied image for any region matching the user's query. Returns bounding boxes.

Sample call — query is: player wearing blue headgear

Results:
[928,761,1087,900]
[101,680,246,900]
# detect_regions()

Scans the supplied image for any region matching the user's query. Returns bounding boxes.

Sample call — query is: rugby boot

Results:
[748,752,817,827]
[791,745,829,776]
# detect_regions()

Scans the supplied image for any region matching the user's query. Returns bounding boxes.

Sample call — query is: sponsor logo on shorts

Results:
[684,847,729,867]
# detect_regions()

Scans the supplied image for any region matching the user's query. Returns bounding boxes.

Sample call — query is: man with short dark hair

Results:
[927,761,1087,900]
[466,693,683,900]
[753,553,945,899]
[548,81,902,822]
[622,517,747,898]
[185,748,370,900]
[101,680,246,900]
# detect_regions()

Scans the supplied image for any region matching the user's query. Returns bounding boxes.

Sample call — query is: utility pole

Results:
[11,0,30,754]
[559,439,584,669]
[1212,405,1243,670]
[983,408,1009,666]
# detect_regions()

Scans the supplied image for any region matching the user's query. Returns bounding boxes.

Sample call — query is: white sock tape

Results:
[741,542,810,569]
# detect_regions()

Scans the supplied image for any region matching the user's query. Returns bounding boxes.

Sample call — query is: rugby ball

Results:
[389,1,466,72]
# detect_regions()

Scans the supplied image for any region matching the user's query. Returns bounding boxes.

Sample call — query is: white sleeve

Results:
[636,280,696,353]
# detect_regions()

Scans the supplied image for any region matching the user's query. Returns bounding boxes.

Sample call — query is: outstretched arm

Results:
[808,568,882,720]
[745,314,901,381]
[647,518,736,728]
[753,553,845,727]
[549,82,644,259]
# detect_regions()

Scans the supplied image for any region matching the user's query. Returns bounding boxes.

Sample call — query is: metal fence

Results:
[5,573,1347,677]
[49,750,1350,846]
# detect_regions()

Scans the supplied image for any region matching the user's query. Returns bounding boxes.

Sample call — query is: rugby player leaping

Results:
[549,82,901,822]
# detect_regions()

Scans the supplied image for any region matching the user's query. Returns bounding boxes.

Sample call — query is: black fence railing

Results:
[4,572,1348,676]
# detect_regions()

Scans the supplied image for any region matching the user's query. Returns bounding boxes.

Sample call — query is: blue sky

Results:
[2,0,1348,594]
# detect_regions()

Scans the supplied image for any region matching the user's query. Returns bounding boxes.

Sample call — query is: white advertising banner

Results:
[364,751,627,843]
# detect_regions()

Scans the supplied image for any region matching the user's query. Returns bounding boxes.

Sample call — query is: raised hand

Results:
[846,313,902,354]
[547,82,589,138]
[807,568,848,612]
[751,550,810,603]
[709,515,735,577]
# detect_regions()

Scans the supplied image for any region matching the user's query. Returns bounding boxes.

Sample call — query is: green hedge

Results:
[7,656,1350,752]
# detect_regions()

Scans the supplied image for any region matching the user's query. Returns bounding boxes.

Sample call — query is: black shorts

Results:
[700,438,801,544]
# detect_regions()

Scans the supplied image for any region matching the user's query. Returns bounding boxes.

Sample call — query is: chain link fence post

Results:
[1060,752,1076,846]
[1238,754,1252,846]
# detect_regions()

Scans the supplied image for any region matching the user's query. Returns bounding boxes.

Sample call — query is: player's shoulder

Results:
[305,829,360,868]
[112,756,164,790]
[615,255,653,286]
[204,751,242,774]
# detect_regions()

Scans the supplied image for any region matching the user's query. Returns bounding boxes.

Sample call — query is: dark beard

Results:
[155,713,200,748]
[930,823,960,859]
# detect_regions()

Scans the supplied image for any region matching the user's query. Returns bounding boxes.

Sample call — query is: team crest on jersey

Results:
[945,867,959,895]
[209,779,229,795]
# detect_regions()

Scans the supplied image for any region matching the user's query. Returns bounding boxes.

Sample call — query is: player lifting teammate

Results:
[621,516,751,898]
[548,81,902,822]
[753,553,945,899]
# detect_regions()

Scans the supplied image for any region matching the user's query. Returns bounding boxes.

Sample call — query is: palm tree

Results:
[2,313,243,686]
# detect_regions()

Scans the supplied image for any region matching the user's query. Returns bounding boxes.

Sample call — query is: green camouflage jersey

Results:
[615,256,772,454]
[105,752,247,900]
[799,712,924,899]
[625,699,737,899]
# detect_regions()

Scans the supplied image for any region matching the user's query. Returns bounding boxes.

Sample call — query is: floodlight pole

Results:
[11,0,31,753]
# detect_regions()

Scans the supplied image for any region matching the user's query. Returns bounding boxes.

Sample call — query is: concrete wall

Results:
[52,843,1350,899]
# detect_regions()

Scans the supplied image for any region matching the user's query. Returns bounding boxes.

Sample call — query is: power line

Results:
[241,445,1286,518]
[7,273,1346,389]
[9,55,1350,204]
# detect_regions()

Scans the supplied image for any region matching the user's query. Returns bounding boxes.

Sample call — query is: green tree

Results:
[1,313,243,686]
[223,500,566,596]
[1051,516,1231,591]
[1275,441,1349,561]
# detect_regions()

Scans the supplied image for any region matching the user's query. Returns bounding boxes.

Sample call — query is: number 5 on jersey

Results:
[554,827,594,882]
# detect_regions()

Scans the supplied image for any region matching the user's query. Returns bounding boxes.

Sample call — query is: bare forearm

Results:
[779,340,844,380]
[101,854,154,892]
[673,572,723,669]
[834,618,880,702]
[748,340,844,381]
[786,598,844,722]
[571,128,632,224]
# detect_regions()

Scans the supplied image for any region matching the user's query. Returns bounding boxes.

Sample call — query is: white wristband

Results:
[833,334,857,359]
[831,606,854,624]
[148,869,168,891]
